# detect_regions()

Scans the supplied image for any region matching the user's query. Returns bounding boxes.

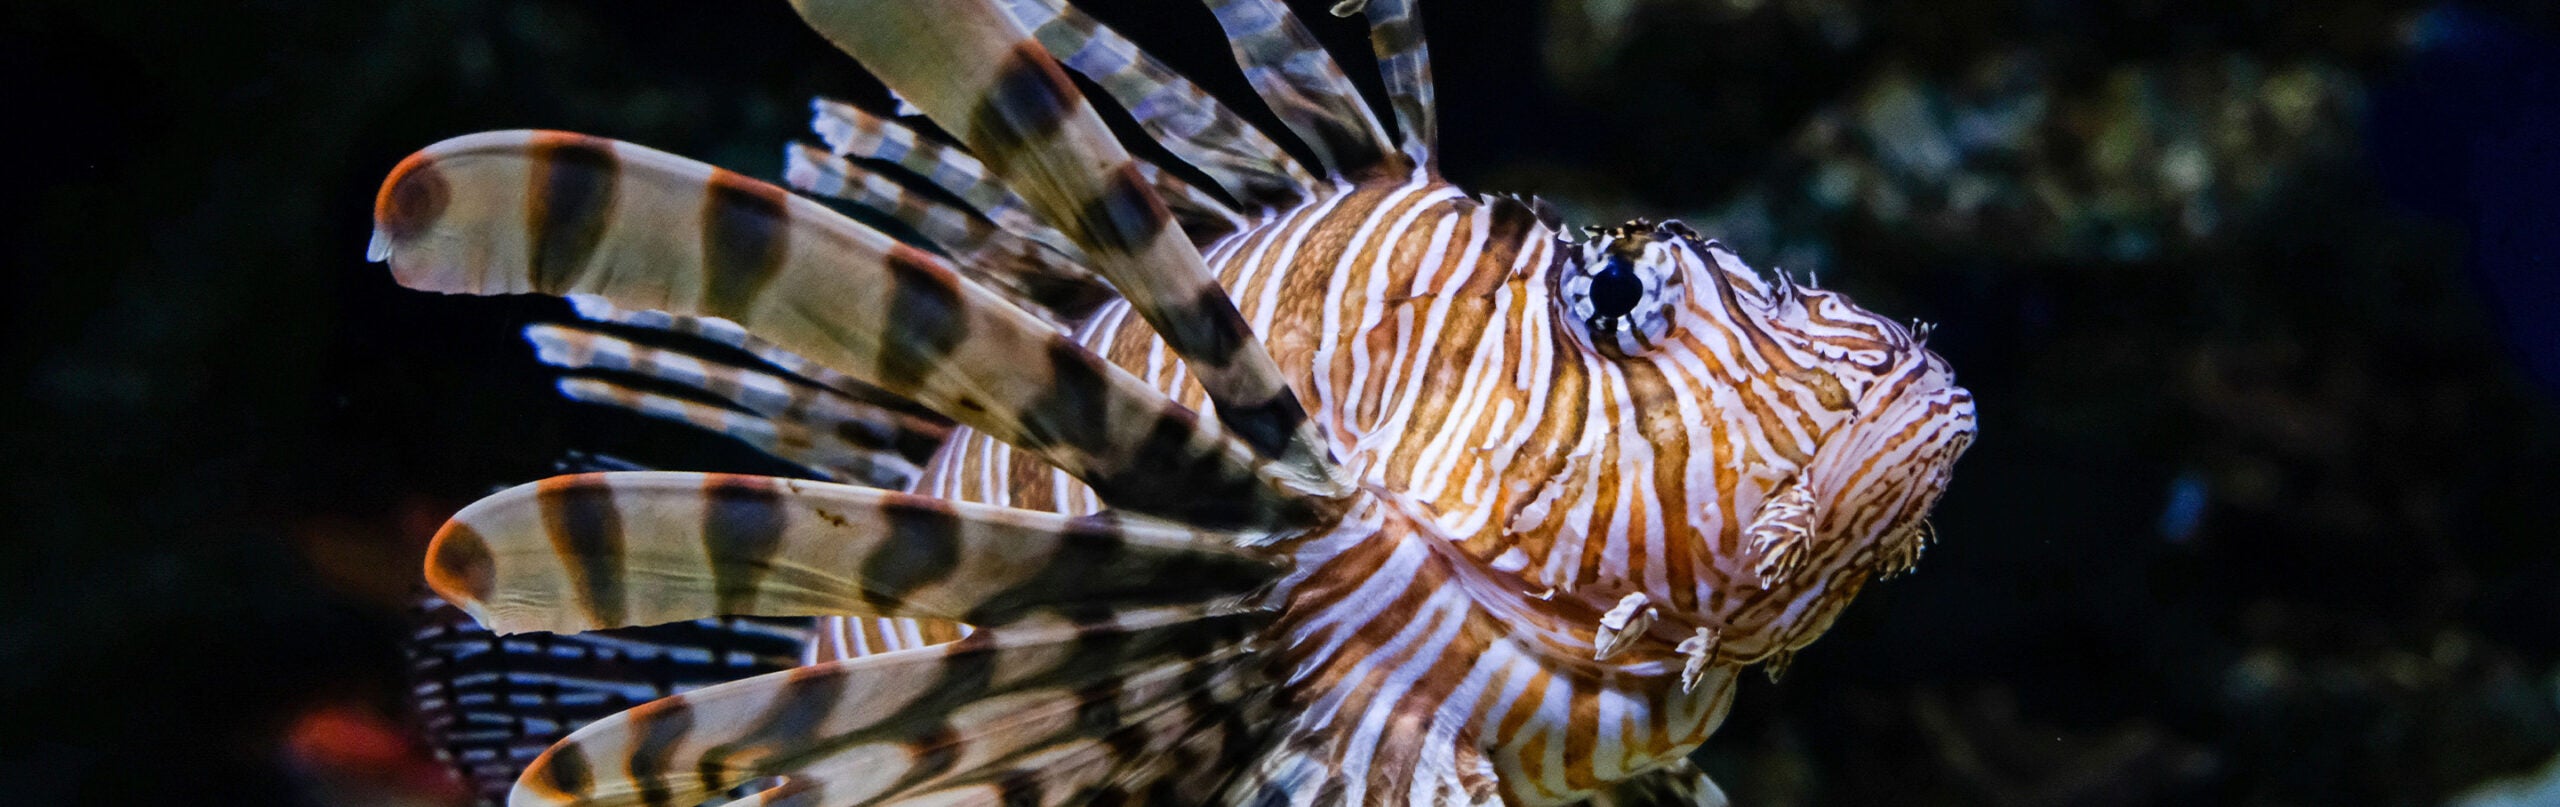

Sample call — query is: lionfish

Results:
[372,0,1977,805]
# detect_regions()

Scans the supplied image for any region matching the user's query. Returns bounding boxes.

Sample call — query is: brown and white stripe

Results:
[379,1,1975,804]
[808,97,1075,257]
[781,140,1113,317]
[1200,0,1401,178]
[557,294,943,426]
[550,375,926,489]
[421,471,1283,636]
[996,0,1319,211]
[907,175,1974,804]
[790,0,1351,496]
[518,604,1275,806]
[525,323,948,467]
[1349,0,1438,167]
[369,130,1311,529]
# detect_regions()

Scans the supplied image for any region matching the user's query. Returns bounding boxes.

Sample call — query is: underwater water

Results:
[5,1,2557,805]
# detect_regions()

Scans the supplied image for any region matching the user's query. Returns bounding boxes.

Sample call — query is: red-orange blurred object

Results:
[283,701,472,807]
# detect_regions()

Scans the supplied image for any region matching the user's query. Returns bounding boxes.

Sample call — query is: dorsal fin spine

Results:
[1200,0,1403,179]
[999,0,1321,210]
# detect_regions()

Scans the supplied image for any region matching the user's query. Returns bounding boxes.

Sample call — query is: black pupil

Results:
[1588,255,1645,320]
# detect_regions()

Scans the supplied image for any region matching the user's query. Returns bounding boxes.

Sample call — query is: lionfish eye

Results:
[1588,256,1645,319]
[1558,222,1686,357]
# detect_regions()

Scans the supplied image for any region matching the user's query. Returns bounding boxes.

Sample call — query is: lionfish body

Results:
[372,2,1975,806]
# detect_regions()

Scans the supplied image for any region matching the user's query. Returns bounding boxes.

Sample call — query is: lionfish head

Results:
[1548,219,1976,657]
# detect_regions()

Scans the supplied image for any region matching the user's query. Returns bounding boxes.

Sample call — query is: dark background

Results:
[5,1,2558,805]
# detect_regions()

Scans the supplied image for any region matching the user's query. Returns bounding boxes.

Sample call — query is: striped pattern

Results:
[1131,159,1252,243]
[552,375,926,490]
[369,130,1311,530]
[781,140,1112,317]
[523,605,1275,807]
[807,98,1079,258]
[527,323,946,487]
[995,0,1318,210]
[407,595,812,806]
[791,0,1352,500]
[376,1,1976,805]
[421,471,1281,635]
[1202,0,1401,178]
[903,178,1975,803]
[803,614,969,664]
[801,118,1250,256]
[559,294,939,425]
[1352,0,1437,166]
[526,323,944,462]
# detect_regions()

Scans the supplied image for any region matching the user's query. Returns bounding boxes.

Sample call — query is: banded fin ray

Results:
[808,98,1081,258]
[510,605,1271,807]
[528,323,948,466]
[792,139,1235,273]
[996,0,1319,210]
[808,615,973,664]
[406,594,814,807]
[707,647,1262,807]
[423,471,1282,636]
[554,376,926,488]
[788,0,1352,502]
[369,130,1312,528]
[1353,0,1435,166]
[782,141,1115,317]
[1134,159,1251,244]
[562,295,938,424]
[1117,690,1287,805]
[1201,0,1400,178]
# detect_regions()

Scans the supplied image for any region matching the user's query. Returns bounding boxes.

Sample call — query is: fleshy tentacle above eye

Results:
[788,0,1353,504]
[367,130,1312,528]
